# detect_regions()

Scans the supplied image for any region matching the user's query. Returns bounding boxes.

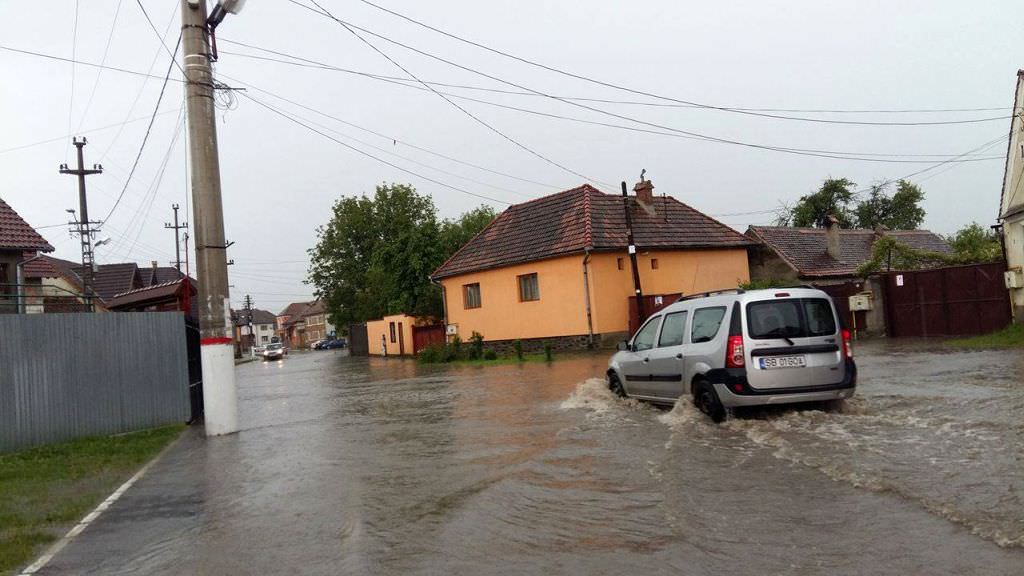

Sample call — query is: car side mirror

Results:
[617,340,630,352]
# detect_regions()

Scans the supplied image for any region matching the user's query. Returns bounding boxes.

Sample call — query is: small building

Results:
[746,222,951,336]
[0,198,54,312]
[234,308,277,354]
[106,277,197,316]
[366,313,418,356]
[430,181,754,349]
[999,69,1024,322]
[276,301,312,348]
[301,300,335,344]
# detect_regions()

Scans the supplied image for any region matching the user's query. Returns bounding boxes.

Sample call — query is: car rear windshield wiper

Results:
[763,328,798,345]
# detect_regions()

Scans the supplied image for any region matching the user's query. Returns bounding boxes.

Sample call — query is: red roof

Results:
[22,254,82,281]
[278,301,312,319]
[746,226,952,278]
[107,278,193,309]
[0,199,53,252]
[432,184,753,279]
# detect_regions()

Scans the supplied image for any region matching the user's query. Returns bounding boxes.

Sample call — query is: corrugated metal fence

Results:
[0,313,190,452]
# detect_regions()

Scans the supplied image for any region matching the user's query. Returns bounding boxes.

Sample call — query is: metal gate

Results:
[817,281,868,333]
[883,262,1011,337]
[628,293,682,335]
[412,324,445,353]
[348,322,369,356]
[185,318,203,423]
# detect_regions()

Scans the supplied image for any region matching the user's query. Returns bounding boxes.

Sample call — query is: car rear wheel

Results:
[693,380,726,423]
[608,374,627,398]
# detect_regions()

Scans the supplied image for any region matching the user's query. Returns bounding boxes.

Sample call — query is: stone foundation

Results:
[475,332,628,355]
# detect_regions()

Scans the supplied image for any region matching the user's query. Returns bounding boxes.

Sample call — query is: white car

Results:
[262,342,285,361]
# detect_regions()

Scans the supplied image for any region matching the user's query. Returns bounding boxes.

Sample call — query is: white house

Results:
[999,69,1024,322]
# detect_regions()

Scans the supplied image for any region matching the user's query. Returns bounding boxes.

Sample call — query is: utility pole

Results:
[164,203,188,276]
[181,0,241,436]
[242,294,254,350]
[621,181,645,329]
[59,137,102,312]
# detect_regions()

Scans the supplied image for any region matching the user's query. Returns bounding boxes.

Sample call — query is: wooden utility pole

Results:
[181,0,237,436]
[59,137,102,312]
[621,181,645,328]
[164,203,188,276]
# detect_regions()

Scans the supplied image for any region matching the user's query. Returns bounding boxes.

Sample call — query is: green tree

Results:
[308,183,497,325]
[855,180,925,230]
[946,222,1002,263]
[789,178,857,228]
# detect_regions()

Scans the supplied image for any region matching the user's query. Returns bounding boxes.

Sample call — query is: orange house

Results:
[366,313,417,356]
[430,182,754,349]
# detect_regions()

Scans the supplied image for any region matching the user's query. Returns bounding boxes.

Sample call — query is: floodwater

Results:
[41,341,1024,575]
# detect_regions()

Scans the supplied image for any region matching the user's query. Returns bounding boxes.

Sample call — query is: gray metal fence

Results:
[0,312,190,452]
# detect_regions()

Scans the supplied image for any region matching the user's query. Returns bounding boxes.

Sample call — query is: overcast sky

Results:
[2,1,1022,314]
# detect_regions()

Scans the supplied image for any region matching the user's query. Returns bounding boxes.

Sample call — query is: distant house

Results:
[430,181,754,349]
[106,277,197,317]
[0,198,54,313]
[234,308,277,353]
[276,301,312,348]
[301,300,334,344]
[745,222,951,335]
[22,257,188,314]
[999,69,1024,322]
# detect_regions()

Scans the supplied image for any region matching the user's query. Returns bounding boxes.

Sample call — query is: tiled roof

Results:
[746,226,952,278]
[235,308,277,326]
[0,199,53,251]
[71,263,141,302]
[432,184,754,279]
[278,301,312,319]
[22,254,82,283]
[107,279,192,309]
[301,300,326,317]
[145,266,183,286]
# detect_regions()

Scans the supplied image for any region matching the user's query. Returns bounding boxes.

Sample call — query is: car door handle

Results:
[642,357,649,363]
[675,353,683,359]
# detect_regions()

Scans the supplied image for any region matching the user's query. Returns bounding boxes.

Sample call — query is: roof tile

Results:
[0,199,53,251]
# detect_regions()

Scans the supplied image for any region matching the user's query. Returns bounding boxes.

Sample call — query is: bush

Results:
[513,339,523,360]
[450,335,463,359]
[483,349,498,360]
[468,332,484,360]
[543,342,553,361]
[417,343,445,363]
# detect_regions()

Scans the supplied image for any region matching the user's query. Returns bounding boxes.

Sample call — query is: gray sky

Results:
[2,0,1021,314]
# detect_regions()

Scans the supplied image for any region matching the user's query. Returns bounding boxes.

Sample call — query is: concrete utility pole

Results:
[621,181,645,328]
[59,137,102,312]
[181,0,239,436]
[164,203,188,276]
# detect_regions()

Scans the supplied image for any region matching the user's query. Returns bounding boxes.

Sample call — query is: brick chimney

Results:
[151,260,158,269]
[825,215,841,260]
[633,179,654,207]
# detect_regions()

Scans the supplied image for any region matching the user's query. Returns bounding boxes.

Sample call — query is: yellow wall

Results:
[441,248,751,341]
[366,314,417,355]
[441,255,590,342]
[587,249,750,334]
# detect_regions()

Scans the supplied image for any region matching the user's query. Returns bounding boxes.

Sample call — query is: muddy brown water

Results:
[40,341,1024,575]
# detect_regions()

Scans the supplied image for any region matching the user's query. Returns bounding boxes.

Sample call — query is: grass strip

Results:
[947,323,1024,349]
[0,425,185,575]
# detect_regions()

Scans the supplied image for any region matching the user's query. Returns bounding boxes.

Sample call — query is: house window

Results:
[261,335,269,343]
[463,283,481,309]
[651,258,659,270]
[518,273,540,302]
[617,257,624,270]
[389,322,397,343]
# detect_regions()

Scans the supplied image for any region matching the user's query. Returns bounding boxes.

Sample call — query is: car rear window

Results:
[746,298,837,339]
[691,307,726,343]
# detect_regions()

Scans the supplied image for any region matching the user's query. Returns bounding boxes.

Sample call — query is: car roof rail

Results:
[676,287,746,302]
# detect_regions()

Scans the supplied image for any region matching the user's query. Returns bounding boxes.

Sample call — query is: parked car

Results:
[322,339,346,349]
[262,342,285,361]
[606,287,856,422]
[309,339,325,350]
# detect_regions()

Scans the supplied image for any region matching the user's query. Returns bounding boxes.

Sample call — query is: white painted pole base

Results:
[200,342,239,436]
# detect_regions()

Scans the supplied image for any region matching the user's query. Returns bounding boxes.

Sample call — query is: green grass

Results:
[0,425,184,575]
[948,323,1024,349]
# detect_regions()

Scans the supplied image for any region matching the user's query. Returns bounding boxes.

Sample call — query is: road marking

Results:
[18,434,185,576]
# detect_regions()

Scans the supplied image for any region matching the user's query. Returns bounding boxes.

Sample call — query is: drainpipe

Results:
[582,249,594,347]
[16,254,43,314]
[430,276,448,333]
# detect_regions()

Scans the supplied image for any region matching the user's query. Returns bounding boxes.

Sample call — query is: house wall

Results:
[0,252,19,313]
[1006,218,1024,321]
[366,314,417,355]
[746,245,801,283]
[441,254,590,342]
[588,248,751,335]
[1002,72,1024,322]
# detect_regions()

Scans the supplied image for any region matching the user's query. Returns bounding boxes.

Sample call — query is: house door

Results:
[398,322,405,355]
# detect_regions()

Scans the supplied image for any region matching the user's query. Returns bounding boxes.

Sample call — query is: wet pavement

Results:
[38,341,1024,575]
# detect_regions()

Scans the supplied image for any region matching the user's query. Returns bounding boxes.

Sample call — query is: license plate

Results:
[759,356,806,369]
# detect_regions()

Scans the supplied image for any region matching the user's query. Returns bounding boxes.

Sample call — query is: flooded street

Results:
[42,342,1024,575]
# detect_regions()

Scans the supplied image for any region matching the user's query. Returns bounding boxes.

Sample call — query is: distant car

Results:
[606,287,856,422]
[309,339,325,350]
[323,339,346,349]
[262,342,285,361]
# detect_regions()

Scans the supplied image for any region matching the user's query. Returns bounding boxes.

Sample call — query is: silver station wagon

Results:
[606,287,857,422]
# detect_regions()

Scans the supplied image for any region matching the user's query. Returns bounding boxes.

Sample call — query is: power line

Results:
[219,40,1003,164]
[100,33,182,224]
[240,91,514,206]
[0,110,182,156]
[304,0,610,187]
[77,0,125,132]
[134,0,185,76]
[0,45,184,83]
[66,0,80,163]
[350,0,1009,126]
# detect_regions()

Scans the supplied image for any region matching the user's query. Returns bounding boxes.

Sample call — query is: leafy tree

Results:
[854,180,925,230]
[946,222,1002,263]
[789,178,857,228]
[308,183,496,325]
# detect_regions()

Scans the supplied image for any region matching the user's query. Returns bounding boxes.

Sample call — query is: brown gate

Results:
[883,262,1011,337]
[817,281,869,334]
[412,324,446,354]
[628,293,682,335]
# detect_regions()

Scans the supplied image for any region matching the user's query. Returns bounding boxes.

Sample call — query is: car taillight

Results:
[841,329,853,359]
[725,335,745,368]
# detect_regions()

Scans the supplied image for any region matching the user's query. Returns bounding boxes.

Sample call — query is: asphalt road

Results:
[35,342,1024,575]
